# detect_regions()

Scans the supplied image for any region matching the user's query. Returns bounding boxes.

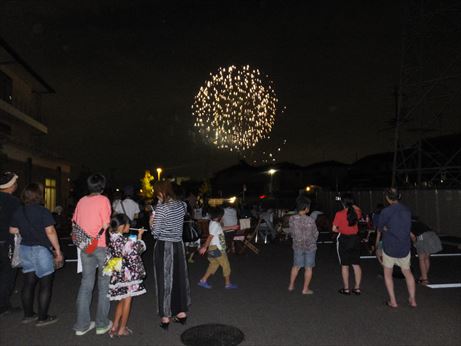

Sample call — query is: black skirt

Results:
[336,234,360,265]
[153,240,191,317]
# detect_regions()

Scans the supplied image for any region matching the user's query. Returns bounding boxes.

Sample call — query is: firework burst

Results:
[192,65,278,151]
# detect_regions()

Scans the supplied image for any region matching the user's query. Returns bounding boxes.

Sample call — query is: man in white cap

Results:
[0,172,21,317]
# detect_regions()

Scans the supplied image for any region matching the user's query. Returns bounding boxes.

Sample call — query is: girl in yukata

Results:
[103,214,146,337]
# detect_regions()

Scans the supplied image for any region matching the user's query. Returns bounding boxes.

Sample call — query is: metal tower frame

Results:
[391,0,461,188]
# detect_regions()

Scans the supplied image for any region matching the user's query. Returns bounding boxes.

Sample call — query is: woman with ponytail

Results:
[332,194,363,295]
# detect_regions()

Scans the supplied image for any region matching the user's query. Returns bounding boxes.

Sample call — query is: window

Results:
[44,178,56,211]
[0,70,13,104]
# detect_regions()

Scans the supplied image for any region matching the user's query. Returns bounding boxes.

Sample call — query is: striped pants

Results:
[153,240,191,317]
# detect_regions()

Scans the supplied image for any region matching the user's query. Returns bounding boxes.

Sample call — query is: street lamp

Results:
[156,167,163,181]
[268,169,277,194]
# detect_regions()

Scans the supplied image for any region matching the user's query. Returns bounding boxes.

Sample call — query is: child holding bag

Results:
[103,214,146,337]
[198,207,239,289]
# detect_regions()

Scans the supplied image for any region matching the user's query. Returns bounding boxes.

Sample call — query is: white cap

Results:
[0,172,18,189]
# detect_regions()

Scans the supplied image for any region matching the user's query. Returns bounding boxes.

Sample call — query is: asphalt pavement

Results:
[1,235,460,346]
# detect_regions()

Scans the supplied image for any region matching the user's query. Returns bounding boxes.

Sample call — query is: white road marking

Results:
[427,283,461,289]
[360,253,461,259]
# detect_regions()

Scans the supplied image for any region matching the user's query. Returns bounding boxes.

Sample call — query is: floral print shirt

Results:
[288,214,319,251]
[104,232,146,296]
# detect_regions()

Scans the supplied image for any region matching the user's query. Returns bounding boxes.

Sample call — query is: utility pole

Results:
[391,85,401,188]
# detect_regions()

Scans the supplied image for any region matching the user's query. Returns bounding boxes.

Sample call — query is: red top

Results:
[333,207,362,235]
[72,195,111,247]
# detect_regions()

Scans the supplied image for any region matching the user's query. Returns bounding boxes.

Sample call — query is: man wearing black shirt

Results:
[0,172,21,316]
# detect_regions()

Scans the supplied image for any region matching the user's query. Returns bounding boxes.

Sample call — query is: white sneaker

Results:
[96,320,113,335]
[75,321,95,336]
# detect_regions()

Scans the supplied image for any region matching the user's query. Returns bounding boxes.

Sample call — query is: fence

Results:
[316,189,461,237]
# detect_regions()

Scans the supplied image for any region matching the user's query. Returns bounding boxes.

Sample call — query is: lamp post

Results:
[268,169,276,194]
[156,167,163,181]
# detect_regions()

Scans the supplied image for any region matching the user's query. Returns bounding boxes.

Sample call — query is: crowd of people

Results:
[0,170,444,337]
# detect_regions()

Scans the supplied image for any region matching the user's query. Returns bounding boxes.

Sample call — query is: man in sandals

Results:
[377,188,417,308]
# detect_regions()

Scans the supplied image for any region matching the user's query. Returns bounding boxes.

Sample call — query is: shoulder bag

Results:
[71,222,105,254]
[182,203,201,243]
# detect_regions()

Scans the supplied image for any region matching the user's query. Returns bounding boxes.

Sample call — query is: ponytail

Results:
[347,206,358,226]
[342,194,358,226]
[106,213,130,244]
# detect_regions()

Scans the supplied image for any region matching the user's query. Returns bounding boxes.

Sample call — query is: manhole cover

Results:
[181,323,244,346]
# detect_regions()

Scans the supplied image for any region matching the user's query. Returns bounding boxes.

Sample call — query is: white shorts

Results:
[382,251,411,270]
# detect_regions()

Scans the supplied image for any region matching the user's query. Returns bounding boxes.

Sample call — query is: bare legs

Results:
[340,265,362,291]
[288,266,313,293]
[111,297,132,336]
[402,268,417,307]
[384,266,416,307]
[302,268,313,293]
[288,266,300,291]
[418,254,430,283]
[341,266,350,290]
[383,266,397,306]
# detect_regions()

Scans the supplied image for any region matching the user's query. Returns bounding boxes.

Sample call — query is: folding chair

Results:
[254,217,273,244]
[235,218,260,255]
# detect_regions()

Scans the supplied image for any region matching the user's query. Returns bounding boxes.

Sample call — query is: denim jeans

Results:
[73,248,110,331]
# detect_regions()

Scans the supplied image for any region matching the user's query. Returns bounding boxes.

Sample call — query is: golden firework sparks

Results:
[192,65,278,151]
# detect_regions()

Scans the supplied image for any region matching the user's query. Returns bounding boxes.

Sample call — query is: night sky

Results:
[1,1,460,182]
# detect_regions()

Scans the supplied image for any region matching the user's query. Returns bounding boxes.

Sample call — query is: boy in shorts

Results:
[198,207,239,289]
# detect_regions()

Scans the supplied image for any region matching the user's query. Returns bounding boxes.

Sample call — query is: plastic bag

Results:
[11,234,22,268]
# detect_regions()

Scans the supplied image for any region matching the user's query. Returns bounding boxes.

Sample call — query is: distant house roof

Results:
[0,36,55,94]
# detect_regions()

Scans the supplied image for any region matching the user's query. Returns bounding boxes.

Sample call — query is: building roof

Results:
[0,36,55,94]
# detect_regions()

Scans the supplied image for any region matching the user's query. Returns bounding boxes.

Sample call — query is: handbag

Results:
[71,222,105,254]
[183,218,201,243]
[11,234,22,268]
[182,203,201,243]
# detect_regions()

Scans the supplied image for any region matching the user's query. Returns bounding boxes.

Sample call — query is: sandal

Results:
[417,279,429,286]
[338,288,351,295]
[118,327,133,336]
[352,288,361,295]
[109,327,118,338]
[385,301,398,308]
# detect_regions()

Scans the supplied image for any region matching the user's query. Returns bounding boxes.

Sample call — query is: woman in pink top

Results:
[72,174,113,336]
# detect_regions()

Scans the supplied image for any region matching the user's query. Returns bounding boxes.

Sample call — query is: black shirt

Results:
[411,220,431,237]
[11,204,55,248]
[0,192,21,243]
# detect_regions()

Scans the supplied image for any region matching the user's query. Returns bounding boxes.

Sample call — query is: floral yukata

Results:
[104,233,146,300]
